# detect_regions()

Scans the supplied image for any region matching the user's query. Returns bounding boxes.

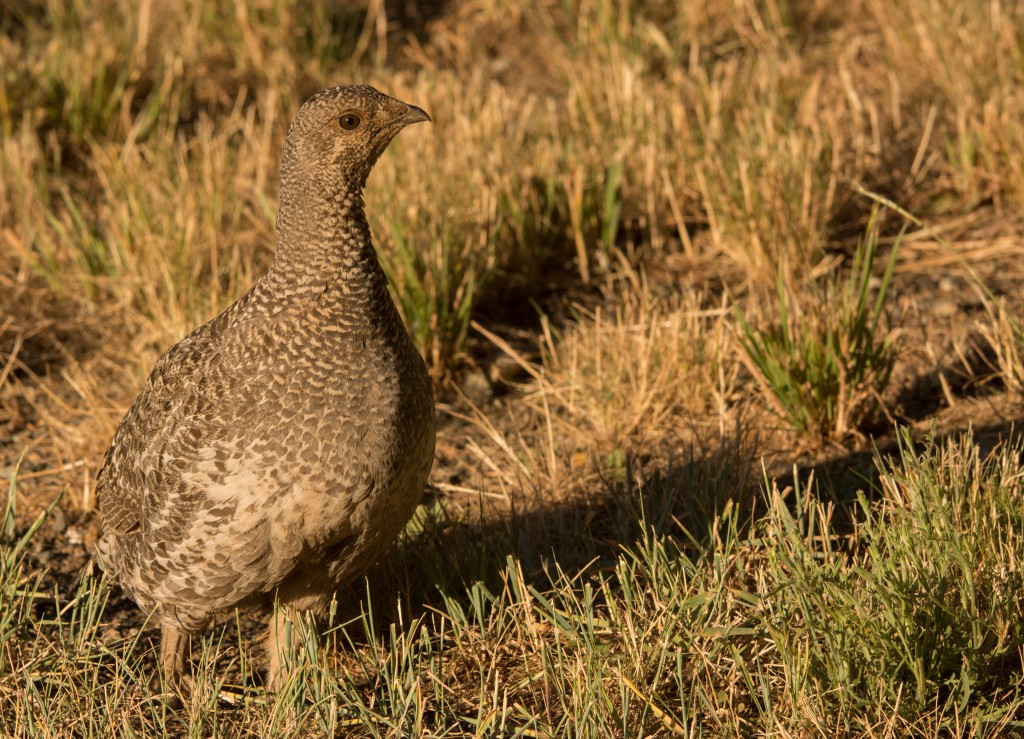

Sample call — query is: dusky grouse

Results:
[95,85,435,691]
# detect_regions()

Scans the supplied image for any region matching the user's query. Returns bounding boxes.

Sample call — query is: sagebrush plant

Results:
[737,211,900,440]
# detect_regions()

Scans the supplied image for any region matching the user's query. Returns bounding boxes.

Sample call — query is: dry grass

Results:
[532,281,734,453]
[4,0,1024,735]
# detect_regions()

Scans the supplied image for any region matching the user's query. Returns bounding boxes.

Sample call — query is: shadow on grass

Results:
[362,399,1024,638]
[362,432,755,636]
[8,391,1022,726]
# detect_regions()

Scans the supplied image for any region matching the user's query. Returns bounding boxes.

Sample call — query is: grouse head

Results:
[282,85,430,193]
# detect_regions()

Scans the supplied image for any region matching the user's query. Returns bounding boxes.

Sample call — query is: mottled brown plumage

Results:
[94,85,435,691]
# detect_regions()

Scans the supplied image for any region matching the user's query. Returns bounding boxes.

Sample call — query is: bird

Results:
[94,85,436,693]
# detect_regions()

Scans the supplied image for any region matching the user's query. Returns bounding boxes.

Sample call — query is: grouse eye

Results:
[338,113,361,131]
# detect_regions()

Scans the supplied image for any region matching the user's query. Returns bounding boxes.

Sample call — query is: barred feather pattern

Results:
[95,86,435,635]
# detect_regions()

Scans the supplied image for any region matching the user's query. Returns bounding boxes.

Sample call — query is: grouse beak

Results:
[397,104,431,126]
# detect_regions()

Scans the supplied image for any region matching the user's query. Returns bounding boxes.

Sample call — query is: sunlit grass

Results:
[4,429,1024,735]
[3,0,1024,736]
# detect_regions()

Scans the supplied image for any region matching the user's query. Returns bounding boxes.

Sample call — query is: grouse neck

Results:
[267,179,390,303]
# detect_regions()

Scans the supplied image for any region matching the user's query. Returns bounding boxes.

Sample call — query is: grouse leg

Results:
[159,626,190,696]
[267,604,299,692]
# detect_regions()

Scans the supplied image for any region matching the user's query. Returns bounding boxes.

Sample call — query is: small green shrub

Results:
[737,210,900,440]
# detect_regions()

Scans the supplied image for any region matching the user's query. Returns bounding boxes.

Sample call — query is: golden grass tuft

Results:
[534,282,734,454]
